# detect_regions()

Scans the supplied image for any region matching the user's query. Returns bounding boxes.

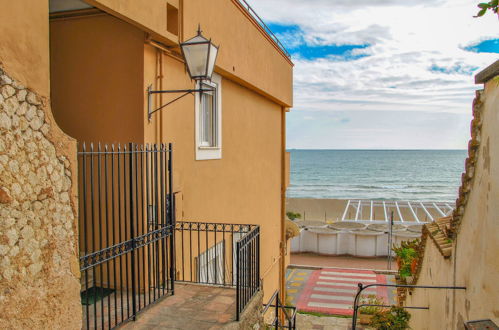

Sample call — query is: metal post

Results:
[351,283,363,328]
[387,211,394,270]
[236,240,241,321]
[275,291,280,328]
[168,143,175,295]
[257,228,260,290]
[147,85,152,121]
[80,143,90,329]
[129,143,137,320]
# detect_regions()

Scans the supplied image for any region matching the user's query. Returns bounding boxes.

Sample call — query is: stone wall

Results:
[0,66,81,329]
[223,291,264,329]
[404,63,499,329]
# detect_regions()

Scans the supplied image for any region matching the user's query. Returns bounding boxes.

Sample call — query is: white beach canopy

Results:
[340,199,453,224]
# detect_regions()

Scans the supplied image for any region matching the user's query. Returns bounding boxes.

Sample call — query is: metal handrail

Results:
[351,283,466,329]
[236,0,291,58]
[263,290,297,329]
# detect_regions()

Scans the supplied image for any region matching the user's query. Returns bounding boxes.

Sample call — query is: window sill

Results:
[196,146,222,160]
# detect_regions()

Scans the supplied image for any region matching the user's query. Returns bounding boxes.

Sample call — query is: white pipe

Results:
[383,201,388,222]
[420,202,434,222]
[432,203,446,217]
[407,201,420,223]
[342,200,351,221]
[370,200,374,221]
[355,200,361,221]
[395,201,404,223]
[445,203,454,216]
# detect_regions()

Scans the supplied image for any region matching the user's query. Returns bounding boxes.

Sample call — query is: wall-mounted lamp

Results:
[147,26,219,121]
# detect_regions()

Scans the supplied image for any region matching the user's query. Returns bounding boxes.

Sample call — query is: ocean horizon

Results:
[288,148,467,151]
[287,149,467,202]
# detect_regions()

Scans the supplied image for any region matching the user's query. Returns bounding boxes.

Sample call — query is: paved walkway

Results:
[122,283,236,329]
[287,267,396,317]
[296,313,354,330]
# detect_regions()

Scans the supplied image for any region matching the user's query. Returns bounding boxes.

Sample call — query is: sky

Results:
[249,0,499,149]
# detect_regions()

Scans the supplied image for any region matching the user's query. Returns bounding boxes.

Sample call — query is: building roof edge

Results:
[475,60,499,84]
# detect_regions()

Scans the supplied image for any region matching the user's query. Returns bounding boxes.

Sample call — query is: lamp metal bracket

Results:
[147,85,215,122]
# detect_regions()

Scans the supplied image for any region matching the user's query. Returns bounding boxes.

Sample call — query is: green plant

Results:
[358,295,386,315]
[370,306,411,329]
[394,247,417,261]
[474,1,498,17]
[399,263,412,278]
[286,211,301,221]
[392,239,420,279]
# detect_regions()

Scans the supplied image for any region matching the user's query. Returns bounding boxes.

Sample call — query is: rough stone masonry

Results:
[0,66,81,329]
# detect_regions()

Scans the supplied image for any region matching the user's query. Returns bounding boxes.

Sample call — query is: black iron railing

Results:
[351,283,466,329]
[236,0,291,58]
[263,290,297,329]
[236,225,260,320]
[78,143,175,330]
[175,221,260,320]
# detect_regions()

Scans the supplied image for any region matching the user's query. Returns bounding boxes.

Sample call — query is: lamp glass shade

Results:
[206,43,218,78]
[180,30,218,81]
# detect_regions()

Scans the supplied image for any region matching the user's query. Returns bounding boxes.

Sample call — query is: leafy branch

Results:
[475,1,499,18]
[286,211,301,221]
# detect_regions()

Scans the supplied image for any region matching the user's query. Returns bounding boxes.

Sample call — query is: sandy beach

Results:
[286,198,348,222]
[286,197,449,223]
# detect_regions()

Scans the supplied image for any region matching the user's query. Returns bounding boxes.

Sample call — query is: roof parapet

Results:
[475,60,499,84]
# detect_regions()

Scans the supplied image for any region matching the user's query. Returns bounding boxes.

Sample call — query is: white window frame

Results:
[195,73,222,160]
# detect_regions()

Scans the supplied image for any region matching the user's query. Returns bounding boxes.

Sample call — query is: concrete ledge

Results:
[288,263,397,275]
[475,60,499,84]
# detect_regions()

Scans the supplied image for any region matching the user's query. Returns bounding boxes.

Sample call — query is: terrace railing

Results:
[236,225,260,319]
[236,0,291,58]
[263,290,297,329]
[175,221,260,320]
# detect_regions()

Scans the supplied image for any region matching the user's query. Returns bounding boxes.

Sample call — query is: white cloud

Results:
[248,0,498,148]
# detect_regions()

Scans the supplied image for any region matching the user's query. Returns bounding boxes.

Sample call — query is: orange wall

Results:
[0,0,51,97]
[50,14,145,144]
[50,6,289,300]
[85,0,293,107]
[144,47,285,298]
[85,0,180,44]
[183,0,293,107]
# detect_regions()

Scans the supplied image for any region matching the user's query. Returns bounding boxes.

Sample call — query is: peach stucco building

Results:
[0,0,293,328]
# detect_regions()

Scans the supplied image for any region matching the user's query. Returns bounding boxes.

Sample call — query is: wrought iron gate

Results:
[78,143,174,329]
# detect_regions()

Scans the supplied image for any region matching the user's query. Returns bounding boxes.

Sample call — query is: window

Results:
[200,81,217,147]
[166,3,179,36]
[195,73,222,160]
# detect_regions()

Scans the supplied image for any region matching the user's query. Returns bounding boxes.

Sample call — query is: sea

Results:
[287,150,468,202]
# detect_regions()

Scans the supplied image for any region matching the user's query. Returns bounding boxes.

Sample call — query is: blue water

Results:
[287,150,467,202]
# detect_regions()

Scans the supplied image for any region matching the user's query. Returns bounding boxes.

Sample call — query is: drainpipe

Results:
[158,48,164,143]
[146,35,181,143]
[280,106,287,302]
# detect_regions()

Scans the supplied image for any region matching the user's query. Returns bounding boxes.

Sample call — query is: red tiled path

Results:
[294,268,389,316]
